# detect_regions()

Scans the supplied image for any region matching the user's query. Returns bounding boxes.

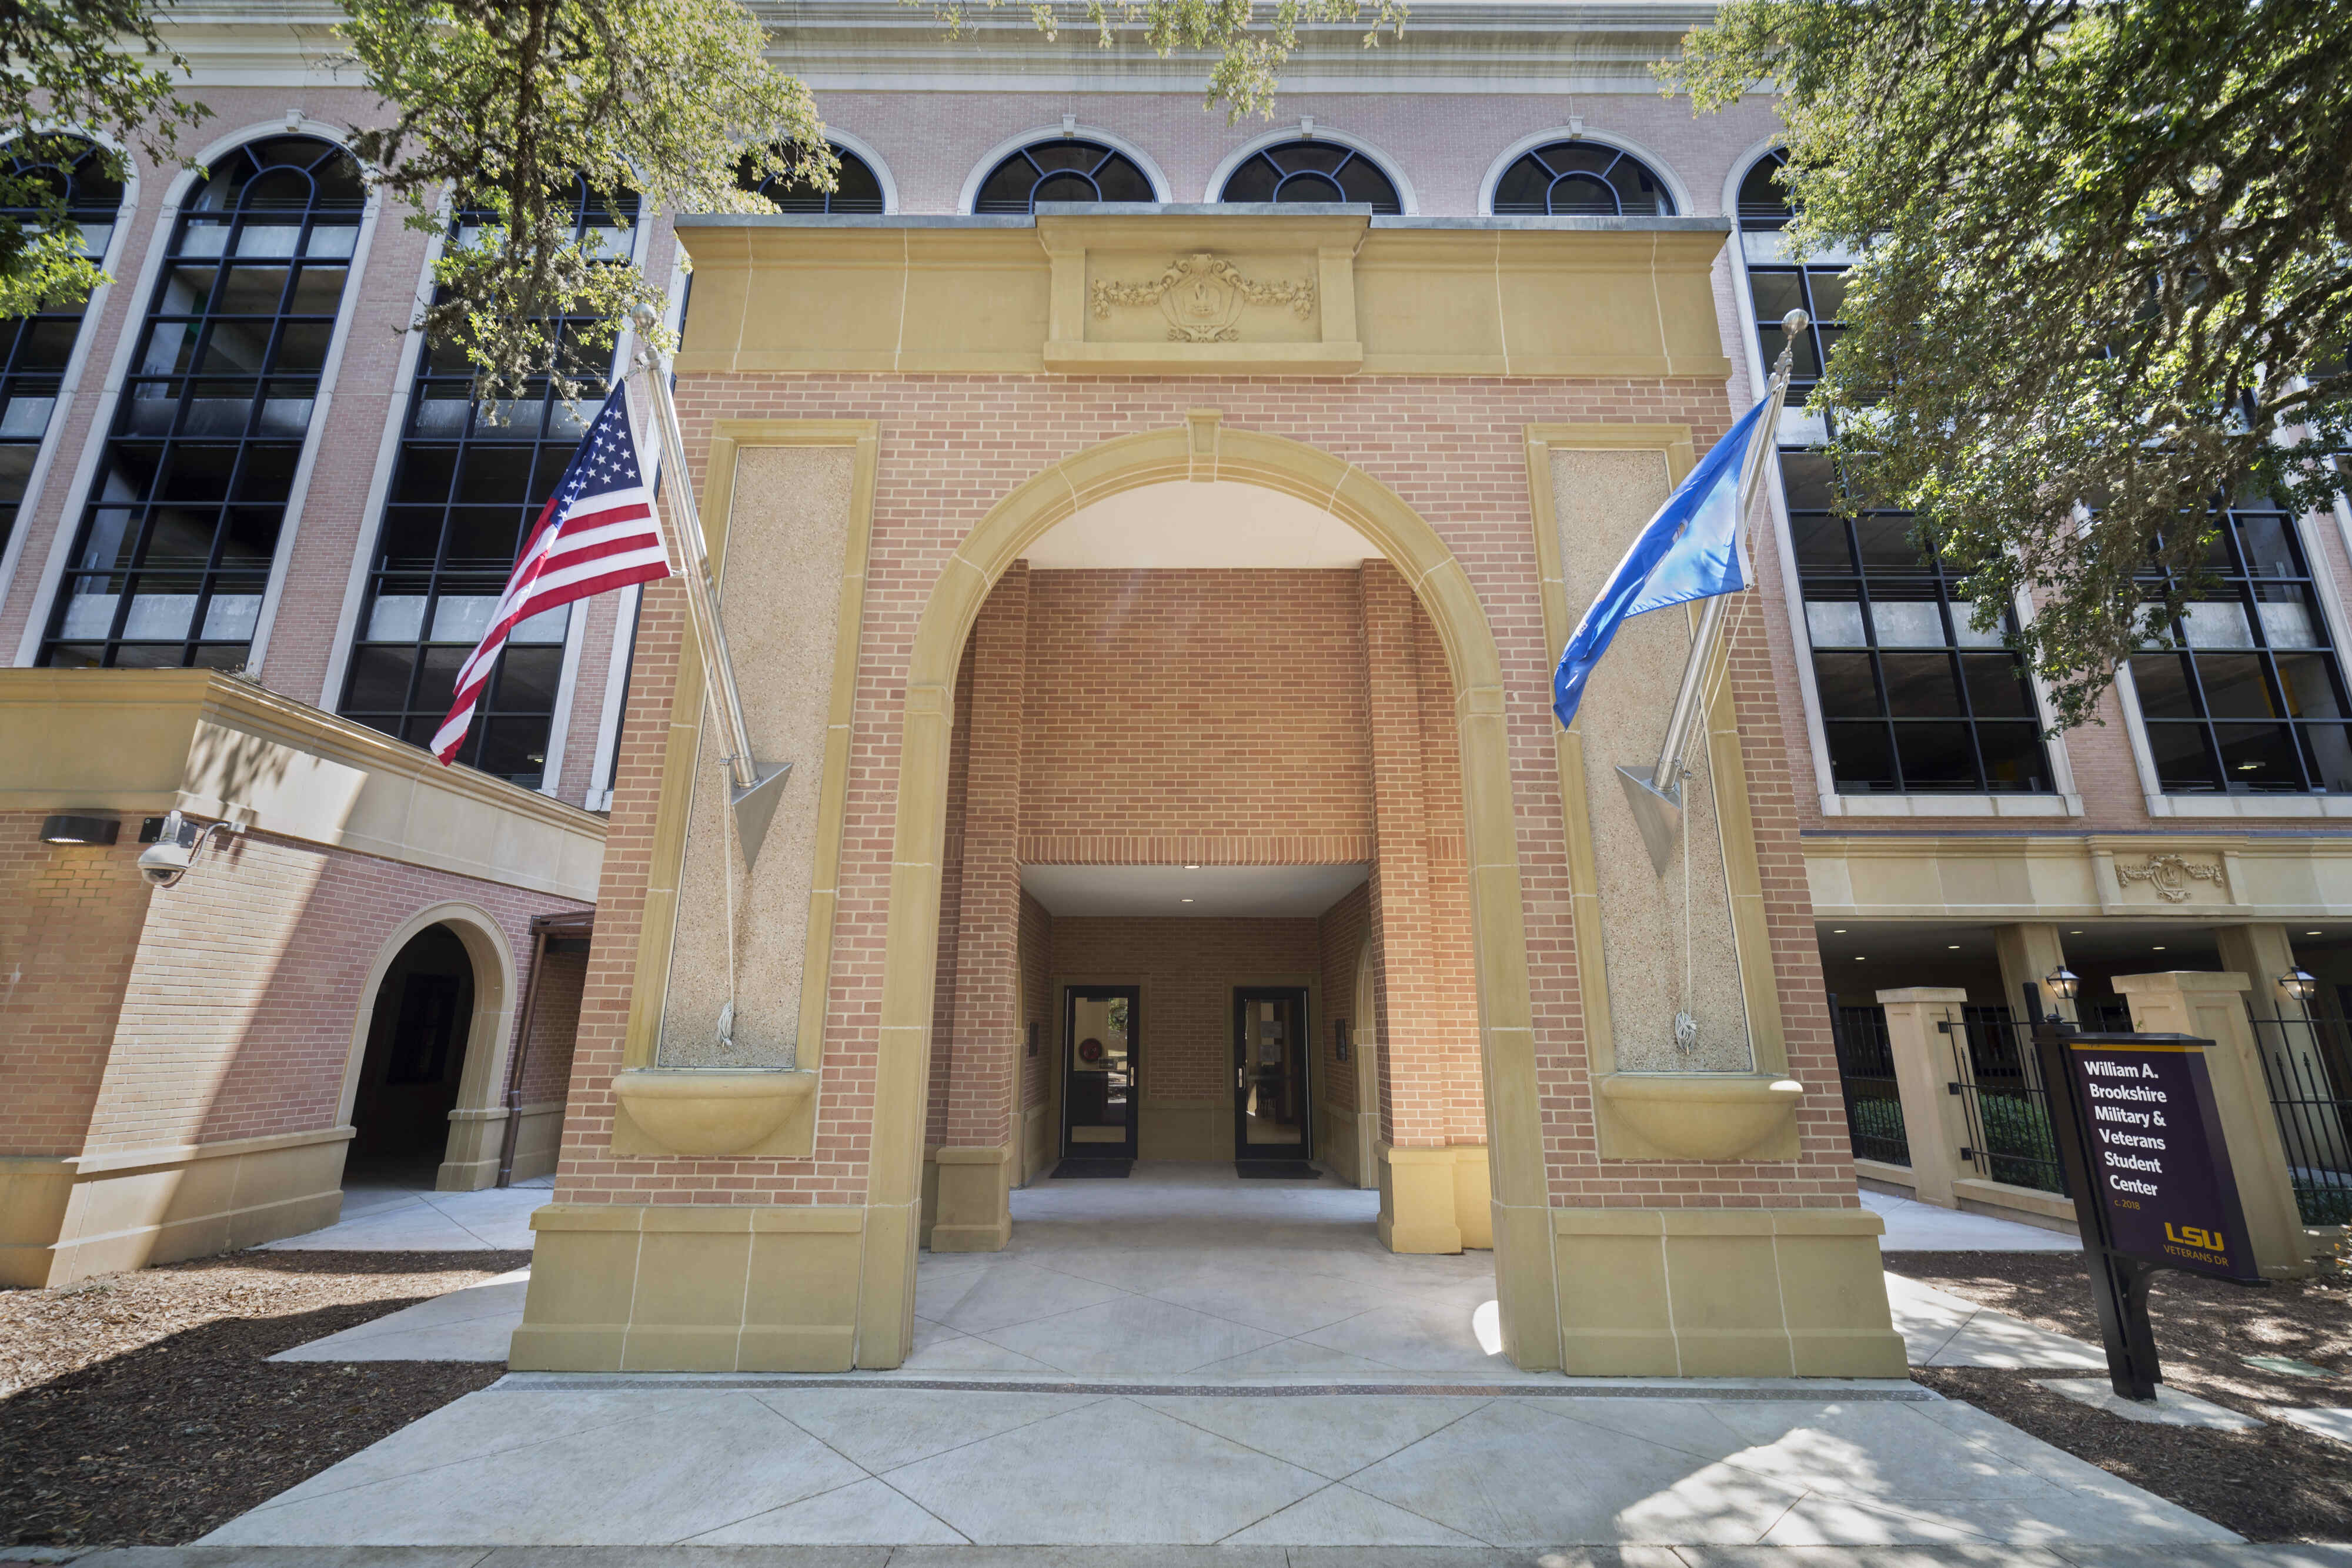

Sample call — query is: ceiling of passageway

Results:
[1022,479,1387,570]
[1022,862,1370,918]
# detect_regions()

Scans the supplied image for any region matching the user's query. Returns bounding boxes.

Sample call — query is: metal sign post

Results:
[2032,1005,2265,1401]
[629,303,792,868]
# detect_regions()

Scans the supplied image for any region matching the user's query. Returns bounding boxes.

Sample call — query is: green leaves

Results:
[338,0,834,407]
[907,0,1405,120]
[1666,0,2352,730]
[0,6,207,316]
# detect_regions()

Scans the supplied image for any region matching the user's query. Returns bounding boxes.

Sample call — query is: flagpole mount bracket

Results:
[1616,764,1685,877]
[730,759,794,871]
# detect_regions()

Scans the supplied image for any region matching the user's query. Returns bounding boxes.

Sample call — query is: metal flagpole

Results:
[1616,307,1809,876]
[629,302,793,869]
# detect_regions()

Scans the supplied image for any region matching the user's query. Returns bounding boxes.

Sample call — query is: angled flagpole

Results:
[1616,306,1809,875]
[629,301,793,869]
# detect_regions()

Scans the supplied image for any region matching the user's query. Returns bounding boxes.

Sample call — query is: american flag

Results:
[432,384,672,765]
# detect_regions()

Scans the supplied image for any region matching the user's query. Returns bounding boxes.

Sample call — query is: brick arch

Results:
[854,422,1560,1370]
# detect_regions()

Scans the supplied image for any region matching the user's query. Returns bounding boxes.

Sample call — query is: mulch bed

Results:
[1889,1247,2352,1543]
[0,1248,527,1550]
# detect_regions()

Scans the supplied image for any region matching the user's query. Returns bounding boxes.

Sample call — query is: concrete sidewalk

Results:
[50,1547,2352,1568]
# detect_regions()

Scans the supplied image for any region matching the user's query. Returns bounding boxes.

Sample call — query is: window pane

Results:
[1825,722,1897,791]
[40,135,358,669]
[1812,653,1879,718]
[2130,654,2199,718]
[1805,597,1867,648]
[2180,600,2254,648]
[2300,724,2352,793]
[1879,653,1964,717]
[2213,723,2304,789]
[2276,653,2346,719]
[2146,723,2220,790]
[1975,724,2050,791]
[1893,722,1977,788]
[1869,598,1946,648]
[2194,654,2280,719]
[1960,654,2036,717]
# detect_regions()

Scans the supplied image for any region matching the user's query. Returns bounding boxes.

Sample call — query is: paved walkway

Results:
[259,1175,549,1252]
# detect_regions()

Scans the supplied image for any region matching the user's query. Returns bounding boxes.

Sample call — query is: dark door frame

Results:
[1059,984,1141,1160]
[1231,985,1312,1161]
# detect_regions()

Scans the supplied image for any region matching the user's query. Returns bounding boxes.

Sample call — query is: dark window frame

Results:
[973,139,1156,215]
[1491,139,1676,218]
[1741,148,2056,795]
[741,142,885,214]
[0,139,123,560]
[1217,139,1402,213]
[40,135,364,671]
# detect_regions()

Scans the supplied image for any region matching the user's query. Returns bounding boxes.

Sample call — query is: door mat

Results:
[1050,1158,1132,1178]
[1235,1159,1322,1179]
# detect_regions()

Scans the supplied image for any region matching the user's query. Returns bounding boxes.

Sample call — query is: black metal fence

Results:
[1944,1008,2066,1194]
[1830,1002,1910,1165]
[2247,1012,2352,1228]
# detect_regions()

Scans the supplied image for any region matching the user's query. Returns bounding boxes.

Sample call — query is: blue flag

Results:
[1551,397,1770,730]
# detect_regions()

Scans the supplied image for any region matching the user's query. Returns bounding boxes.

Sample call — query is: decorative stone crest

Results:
[2114,852,2227,902]
[1091,252,1317,343]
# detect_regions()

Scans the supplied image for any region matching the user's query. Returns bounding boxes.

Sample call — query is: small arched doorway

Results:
[348,924,477,1188]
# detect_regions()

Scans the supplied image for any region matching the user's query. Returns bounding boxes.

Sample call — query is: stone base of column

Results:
[1377,1143,1490,1253]
[929,1144,1013,1253]
[1551,1207,1905,1378]
[509,1203,865,1372]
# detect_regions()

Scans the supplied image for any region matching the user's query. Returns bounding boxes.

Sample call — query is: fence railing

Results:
[2247,1012,2352,1228]
[1830,1002,1910,1165]
[1943,1008,2066,1195]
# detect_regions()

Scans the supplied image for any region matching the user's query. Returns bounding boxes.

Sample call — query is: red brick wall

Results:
[1020,569,1371,859]
[556,370,1866,1211]
[1047,916,1322,1111]
[78,827,585,1155]
[518,944,588,1108]
[0,813,152,1156]
[1314,880,1372,1115]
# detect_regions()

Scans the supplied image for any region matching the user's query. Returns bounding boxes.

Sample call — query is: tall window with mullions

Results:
[2129,504,2352,793]
[42,136,363,670]
[1742,150,2054,794]
[0,140,123,558]
[339,180,639,787]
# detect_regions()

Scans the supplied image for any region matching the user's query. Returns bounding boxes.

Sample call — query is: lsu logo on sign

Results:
[2166,1222,2224,1251]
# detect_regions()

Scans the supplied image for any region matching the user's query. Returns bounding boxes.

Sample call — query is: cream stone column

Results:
[2216,925,2311,1027]
[2112,971,2311,1278]
[1994,924,2076,1025]
[1874,988,1972,1209]
[933,569,1027,1252]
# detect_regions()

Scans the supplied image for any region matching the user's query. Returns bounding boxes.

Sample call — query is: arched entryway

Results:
[857,420,1556,1371]
[340,904,518,1193]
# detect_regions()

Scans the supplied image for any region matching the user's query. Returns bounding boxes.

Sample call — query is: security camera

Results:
[138,811,238,888]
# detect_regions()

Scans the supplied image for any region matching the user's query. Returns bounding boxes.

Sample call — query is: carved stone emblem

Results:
[2115,852,2226,902]
[1091,252,1317,343]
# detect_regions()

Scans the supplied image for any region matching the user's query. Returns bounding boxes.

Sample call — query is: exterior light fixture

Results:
[41,814,119,845]
[2044,966,2082,1002]
[1183,862,1201,870]
[1947,944,1960,951]
[2306,931,2324,937]
[2152,945,2167,952]
[2281,968,2320,1003]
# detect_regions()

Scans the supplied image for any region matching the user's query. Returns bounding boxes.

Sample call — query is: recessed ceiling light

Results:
[1181,897,1194,903]
[2308,931,2324,937]
[1855,955,1866,961]
[1832,928,1846,934]
[2070,930,2083,935]
[1184,863,1201,870]
[1947,944,1960,950]
[2153,945,2166,951]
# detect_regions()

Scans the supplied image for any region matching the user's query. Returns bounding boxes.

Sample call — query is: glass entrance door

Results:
[1232,987,1311,1159]
[1060,985,1139,1159]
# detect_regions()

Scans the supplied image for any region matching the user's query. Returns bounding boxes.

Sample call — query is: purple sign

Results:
[2063,1039,2260,1282]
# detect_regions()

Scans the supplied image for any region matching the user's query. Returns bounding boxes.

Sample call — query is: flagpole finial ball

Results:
[631,302,659,332]
[1780,307,1809,336]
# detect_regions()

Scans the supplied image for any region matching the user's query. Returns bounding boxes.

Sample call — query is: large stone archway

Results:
[854,419,1559,1370]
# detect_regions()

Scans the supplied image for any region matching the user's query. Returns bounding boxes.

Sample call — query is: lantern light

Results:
[2281,968,2320,1004]
[2044,965,2081,1002]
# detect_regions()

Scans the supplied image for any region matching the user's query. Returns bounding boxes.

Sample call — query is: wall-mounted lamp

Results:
[2281,968,2320,1004]
[41,814,119,845]
[2044,966,2081,1003]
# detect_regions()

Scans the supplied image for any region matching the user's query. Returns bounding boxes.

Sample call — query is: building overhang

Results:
[0,669,604,901]
[673,206,1735,380]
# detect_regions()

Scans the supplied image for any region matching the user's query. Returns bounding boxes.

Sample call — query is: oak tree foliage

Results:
[338,0,833,410]
[1665,0,2352,730]
[0,2,207,316]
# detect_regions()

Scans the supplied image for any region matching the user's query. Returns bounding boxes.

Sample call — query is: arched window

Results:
[1491,140,1675,217]
[1738,149,1792,230]
[339,177,636,786]
[742,143,884,213]
[0,139,123,555]
[1219,140,1400,213]
[43,135,363,670]
[973,139,1153,215]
